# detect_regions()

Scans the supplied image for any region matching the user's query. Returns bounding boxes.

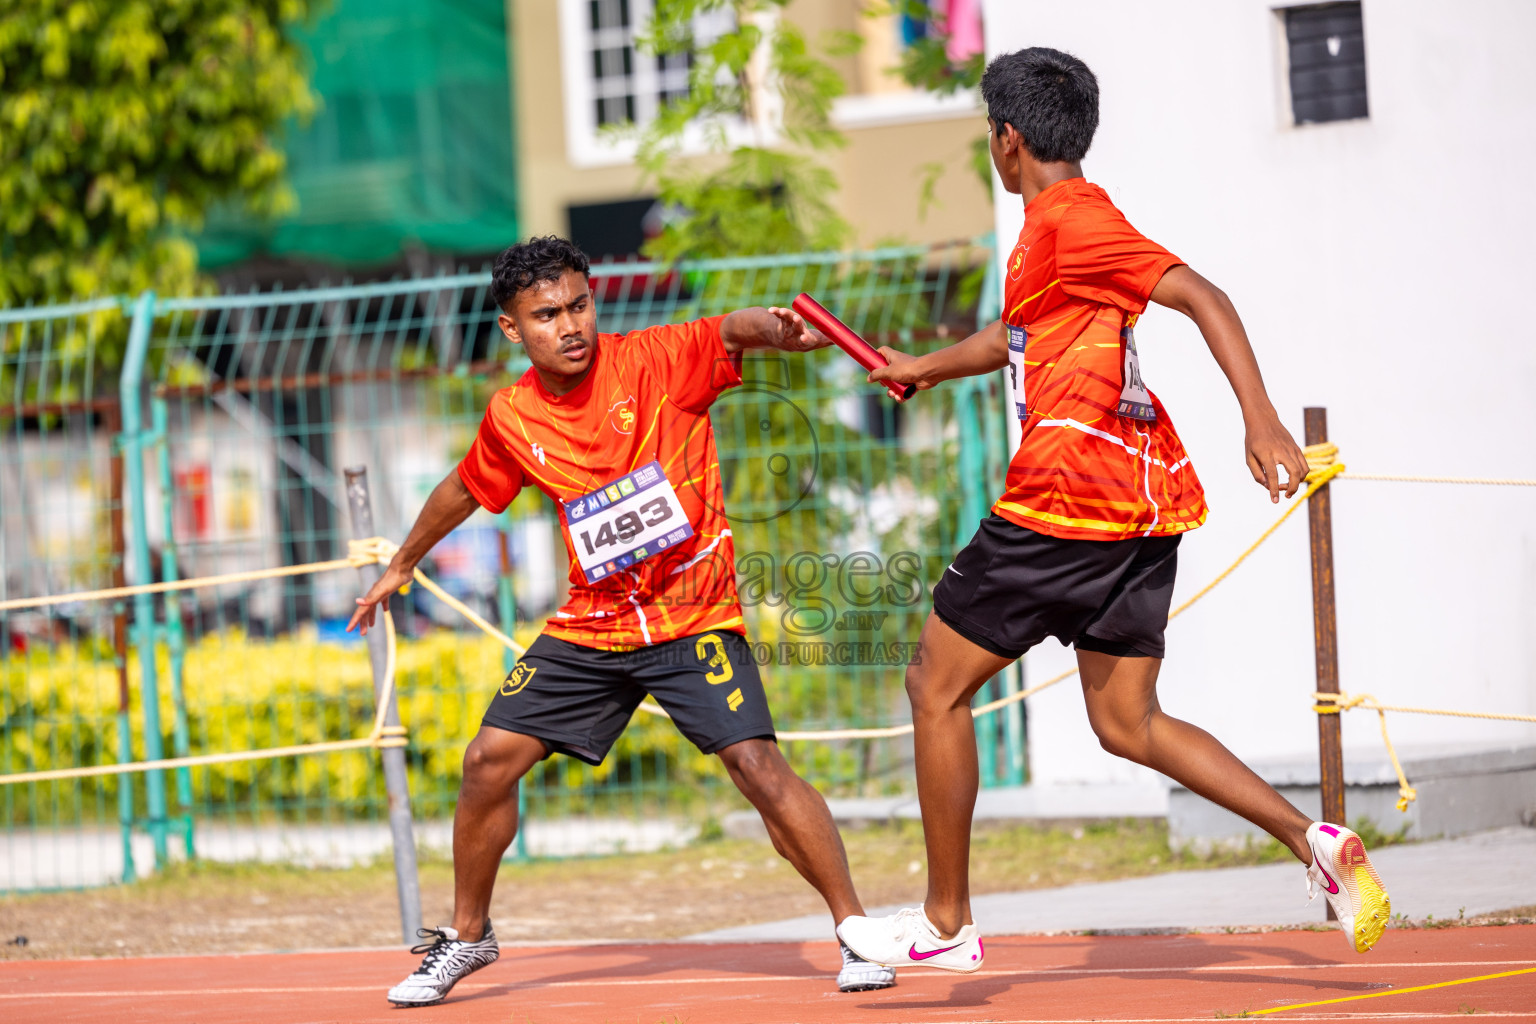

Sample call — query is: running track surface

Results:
[4,926,1534,1023]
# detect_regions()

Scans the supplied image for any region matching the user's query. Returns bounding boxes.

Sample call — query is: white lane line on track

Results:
[3,959,1535,999]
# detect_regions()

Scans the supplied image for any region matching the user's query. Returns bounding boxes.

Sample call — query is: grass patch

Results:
[1349,817,1412,849]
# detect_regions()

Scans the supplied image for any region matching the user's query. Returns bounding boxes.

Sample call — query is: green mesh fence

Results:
[0,241,1017,891]
[0,299,144,888]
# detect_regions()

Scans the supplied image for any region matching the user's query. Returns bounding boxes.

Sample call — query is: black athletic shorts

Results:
[932,513,1181,660]
[481,630,776,765]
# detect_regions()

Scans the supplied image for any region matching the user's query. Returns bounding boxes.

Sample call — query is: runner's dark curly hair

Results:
[491,236,591,309]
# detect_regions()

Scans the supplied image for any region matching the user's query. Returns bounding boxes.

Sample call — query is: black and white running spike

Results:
[837,938,897,992]
[387,920,500,1007]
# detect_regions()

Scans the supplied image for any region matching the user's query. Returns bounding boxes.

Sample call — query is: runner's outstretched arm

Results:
[721,306,833,354]
[865,319,1008,396]
[1148,265,1306,503]
[347,468,481,634]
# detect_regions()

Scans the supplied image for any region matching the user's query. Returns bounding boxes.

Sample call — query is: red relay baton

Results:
[792,293,917,401]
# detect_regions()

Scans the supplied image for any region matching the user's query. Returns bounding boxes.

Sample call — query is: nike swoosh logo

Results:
[1317,864,1340,895]
[946,565,963,576]
[909,941,963,961]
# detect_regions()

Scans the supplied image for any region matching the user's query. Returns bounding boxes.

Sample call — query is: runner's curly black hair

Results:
[491,236,591,309]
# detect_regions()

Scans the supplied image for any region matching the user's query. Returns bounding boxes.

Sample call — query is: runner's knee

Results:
[719,739,792,804]
[905,657,962,716]
[904,658,932,708]
[1089,714,1152,763]
[461,733,528,792]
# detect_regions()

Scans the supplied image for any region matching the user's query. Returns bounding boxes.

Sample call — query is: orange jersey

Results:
[997,178,1208,540]
[457,316,745,649]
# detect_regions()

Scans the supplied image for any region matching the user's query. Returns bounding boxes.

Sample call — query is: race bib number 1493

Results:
[563,461,694,583]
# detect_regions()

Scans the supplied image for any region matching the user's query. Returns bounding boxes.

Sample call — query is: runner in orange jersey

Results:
[837,48,1389,972]
[348,236,895,1004]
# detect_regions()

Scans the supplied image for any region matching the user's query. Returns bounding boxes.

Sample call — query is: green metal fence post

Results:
[152,396,195,858]
[106,403,137,883]
[959,243,1018,788]
[974,247,1027,786]
[956,382,998,788]
[120,291,170,867]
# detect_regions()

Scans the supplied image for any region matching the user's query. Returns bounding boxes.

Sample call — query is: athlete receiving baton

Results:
[837,48,1390,972]
[349,236,896,1007]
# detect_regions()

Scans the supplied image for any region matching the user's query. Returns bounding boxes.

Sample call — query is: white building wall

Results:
[981,0,1536,785]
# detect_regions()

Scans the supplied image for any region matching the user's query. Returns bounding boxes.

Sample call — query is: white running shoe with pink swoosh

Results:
[836,906,984,973]
[1306,821,1390,954]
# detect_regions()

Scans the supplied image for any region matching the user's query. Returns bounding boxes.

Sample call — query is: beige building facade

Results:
[508,0,995,253]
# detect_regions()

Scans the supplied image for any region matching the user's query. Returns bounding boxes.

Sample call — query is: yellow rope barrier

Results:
[1343,472,1536,485]
[1312,691,1536,812]
[776,666,1083,742]
[1314,696,1536,724]
[0,609,406,786]
[2,435,1530,778]
[0,467,1411,761]
[0,557,365,613]
[1304,440,1536,487]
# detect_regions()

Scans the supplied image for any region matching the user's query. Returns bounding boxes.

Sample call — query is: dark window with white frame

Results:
[1284,2,1369,125]
[586,0,726,128]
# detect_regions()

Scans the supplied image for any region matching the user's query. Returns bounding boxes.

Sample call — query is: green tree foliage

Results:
[0,0,317,308]
[629,0,860,260]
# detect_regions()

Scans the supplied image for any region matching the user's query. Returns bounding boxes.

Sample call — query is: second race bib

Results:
[1116,320,1156,422]
[1006,324,1028,419]
[564,461,694,583]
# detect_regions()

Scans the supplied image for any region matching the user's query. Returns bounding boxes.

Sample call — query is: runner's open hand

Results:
[1244,412,1307,503]
[763,307,831,351]
[722,306,829,353]
[347,561,414,635]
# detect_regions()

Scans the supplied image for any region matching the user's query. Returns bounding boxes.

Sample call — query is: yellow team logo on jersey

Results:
[608,396,637,435]
[500,663,537,696]
[695,633,734,686]
[1008,242,1030,282]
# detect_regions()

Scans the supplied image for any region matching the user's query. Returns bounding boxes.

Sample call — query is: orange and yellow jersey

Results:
[997,178,1208,541]
[457,316,745,649]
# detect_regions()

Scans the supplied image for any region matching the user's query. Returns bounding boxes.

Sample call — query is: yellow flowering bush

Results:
[1,626,745,825]
[2,615,911,826]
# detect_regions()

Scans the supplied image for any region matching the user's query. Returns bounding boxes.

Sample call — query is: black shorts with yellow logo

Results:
[482,630,775,765]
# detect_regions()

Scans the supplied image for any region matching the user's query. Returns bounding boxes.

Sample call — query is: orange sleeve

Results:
[624,314,741,413]
[1056,201,1184,314]
[456,394,527,513]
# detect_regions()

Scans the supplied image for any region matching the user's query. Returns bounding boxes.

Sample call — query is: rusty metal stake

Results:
[1305,407,1345,921]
